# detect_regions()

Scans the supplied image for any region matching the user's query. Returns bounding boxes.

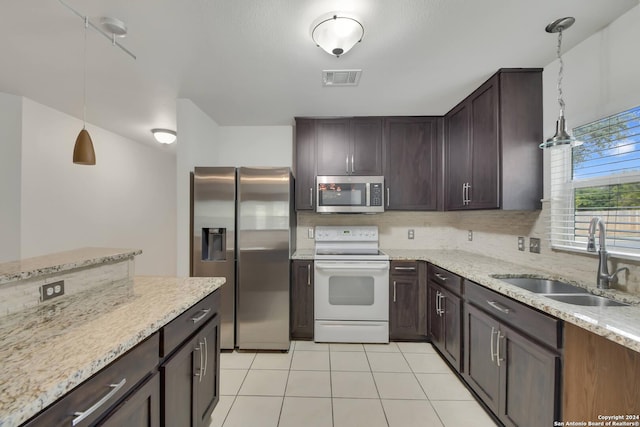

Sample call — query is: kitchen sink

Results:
[494,276,585,294]
[543,294,629,307]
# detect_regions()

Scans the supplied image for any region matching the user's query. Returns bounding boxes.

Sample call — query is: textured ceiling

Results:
[0,0,637,148]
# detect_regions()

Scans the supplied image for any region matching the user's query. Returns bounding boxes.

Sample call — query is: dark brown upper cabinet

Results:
[383,117,441,210]
[294,118,316,211]
[316,117,383,176]
[444,69,543,211]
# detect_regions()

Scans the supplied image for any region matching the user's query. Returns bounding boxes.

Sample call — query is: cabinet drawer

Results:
[390,261,419,276]
[428,264,462,295]
[24,333,159,427]
[465,281,561,350]
[161,290,220,358]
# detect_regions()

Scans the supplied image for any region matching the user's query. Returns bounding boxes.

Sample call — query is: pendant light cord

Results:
[82,16,88,130]
[556,29,565,115]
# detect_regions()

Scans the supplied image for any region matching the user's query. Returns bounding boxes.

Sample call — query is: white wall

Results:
[175,99,293,275]
[0,93,23,262]
[20,98,177,275]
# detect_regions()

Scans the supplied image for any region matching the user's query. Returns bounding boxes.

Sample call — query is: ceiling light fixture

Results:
[540,16,582,149]
[73,17,96,165]
[311,13,364,57]
[151,129,177,144]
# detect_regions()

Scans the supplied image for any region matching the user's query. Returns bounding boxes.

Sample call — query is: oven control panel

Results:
[315,226,379,242]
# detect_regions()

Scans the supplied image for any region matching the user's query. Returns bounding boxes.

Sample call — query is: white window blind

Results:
[549,105,640,258]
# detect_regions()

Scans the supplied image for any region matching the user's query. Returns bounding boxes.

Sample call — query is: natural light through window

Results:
[549,105,640,257]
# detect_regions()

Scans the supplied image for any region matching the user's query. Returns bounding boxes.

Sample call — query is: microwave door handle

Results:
[366,183,370,207]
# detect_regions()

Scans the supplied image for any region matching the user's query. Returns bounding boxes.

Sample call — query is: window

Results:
[549,105,640,258]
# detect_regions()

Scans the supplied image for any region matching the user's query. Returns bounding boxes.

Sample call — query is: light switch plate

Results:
[308,228,314,239]
[408,229,415,240]
[468,230,473,241]
[518,237,525,251]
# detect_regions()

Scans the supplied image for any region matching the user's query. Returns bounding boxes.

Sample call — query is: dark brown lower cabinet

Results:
[290,260,314,340]
[389,261,426,341]
[99,373,160,427]
[464,301,560,427]
[161,313,220,427]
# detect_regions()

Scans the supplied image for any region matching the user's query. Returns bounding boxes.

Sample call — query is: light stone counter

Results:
[0,275,225,427]
[384,249,640,353]
[291,249,314,260]
[0,248,141,285]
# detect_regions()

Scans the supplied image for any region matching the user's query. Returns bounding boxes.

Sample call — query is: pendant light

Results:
[73,16,96,165]
[540,17,582,149]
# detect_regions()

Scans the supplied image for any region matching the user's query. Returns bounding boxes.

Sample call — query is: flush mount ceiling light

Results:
[151,129,177,144]
[311,13,364,57]
[540,17,582,149]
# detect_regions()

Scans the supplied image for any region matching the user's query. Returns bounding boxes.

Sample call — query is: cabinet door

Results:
[389,272,425,340]
[316,119,350,175]
[468,78,499,209]
[294,119,316,211]
[291,260,314,340]
[499,325,560,427]
[350,117,382,175]
[427,282,443,347]
[463,304,501,413]
[444,102,471,210]
[384,117,439,210]
[195,315,220,427]
[161,332,198,427]
[440,287,462,371]
[98,373,160,427]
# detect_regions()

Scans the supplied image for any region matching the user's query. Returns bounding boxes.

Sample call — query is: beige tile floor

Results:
[210,341,499,427]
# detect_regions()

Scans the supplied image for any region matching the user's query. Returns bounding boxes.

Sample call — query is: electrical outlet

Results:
[468,230,473,241]
[529,237,541,254]
[518,237,525,251]
[408,229,415,240]
[40,280,65,302]
[308,227,314,239]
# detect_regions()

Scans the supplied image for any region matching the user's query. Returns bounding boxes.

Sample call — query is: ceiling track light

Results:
[540,16,582,149]
[151,129,177,144]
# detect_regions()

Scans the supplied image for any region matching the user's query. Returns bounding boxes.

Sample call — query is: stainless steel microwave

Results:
[316,175,385,213]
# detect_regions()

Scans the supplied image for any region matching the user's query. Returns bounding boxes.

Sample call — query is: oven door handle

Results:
[315,262,389,271]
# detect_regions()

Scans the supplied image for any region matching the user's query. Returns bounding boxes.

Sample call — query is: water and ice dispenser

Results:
[202,228,226,261]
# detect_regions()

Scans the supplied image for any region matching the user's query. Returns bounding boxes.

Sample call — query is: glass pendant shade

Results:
[312,15,364,57]
[540,113,580,148]
[73,128,96,165]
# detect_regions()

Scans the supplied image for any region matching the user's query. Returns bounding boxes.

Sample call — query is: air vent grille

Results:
[322,69,362,86]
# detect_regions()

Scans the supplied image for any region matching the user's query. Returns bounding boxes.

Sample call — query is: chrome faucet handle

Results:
[608,267,629,286]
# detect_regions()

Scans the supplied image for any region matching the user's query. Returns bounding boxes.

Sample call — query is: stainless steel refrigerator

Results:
[190,167,295,351]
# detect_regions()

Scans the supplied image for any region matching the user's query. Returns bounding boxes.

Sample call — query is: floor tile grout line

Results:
[327,343,335,427]
[275,341,296,426]
[363,345,391,427]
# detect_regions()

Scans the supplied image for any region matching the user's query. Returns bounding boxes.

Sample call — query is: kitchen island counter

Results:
[384,249,640,353]
[0,275,225,427]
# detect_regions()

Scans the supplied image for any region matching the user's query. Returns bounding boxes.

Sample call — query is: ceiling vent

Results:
[322,69,362,86]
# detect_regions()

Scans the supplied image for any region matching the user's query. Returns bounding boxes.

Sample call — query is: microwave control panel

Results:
[370,183,383,206]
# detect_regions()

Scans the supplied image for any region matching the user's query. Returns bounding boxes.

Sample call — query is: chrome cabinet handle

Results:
[487,300,511,315]
[490,327,498,363]
[203,337,208,378]
[307,264,311,286]
[394,266,416,271]
[435,290,441,315]
[309,188,313,207]
[191,308,211,323]
[439,293,445,316]
[346,156,349,174]
[351,154,354,173]
[462,183,466,205]
[72,378,127,426]
[467,183,471,205]
[194,344,203,382]
[386,188,390,207]
[393,281,397,303]
[434,272,447,282]
[496,332,503,366]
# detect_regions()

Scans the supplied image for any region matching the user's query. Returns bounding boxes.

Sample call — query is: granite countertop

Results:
[0,275,225,427]
[0,248,142,285]
[291,249,314,260]
[383,249,640,353]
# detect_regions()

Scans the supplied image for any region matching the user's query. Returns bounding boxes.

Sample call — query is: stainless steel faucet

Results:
[587,217,628,289]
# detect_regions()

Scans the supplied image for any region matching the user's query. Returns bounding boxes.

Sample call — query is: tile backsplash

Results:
[297,203,640,295]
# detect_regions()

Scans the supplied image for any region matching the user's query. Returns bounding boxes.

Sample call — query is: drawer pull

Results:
[394,266,416,272]
[72,378,127,426]
[434,273,447,281]
[487,300,511,315]
[191,308,211,323]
